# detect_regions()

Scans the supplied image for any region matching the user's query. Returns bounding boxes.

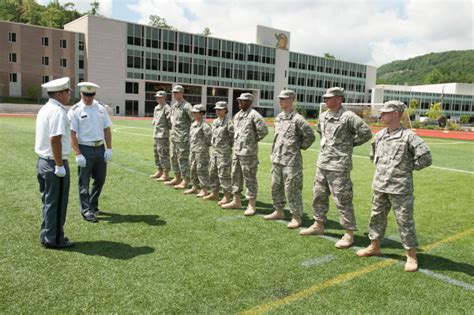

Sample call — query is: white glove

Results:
[54,166,66,177]
[104,148,113,162]
[75,154,87,168]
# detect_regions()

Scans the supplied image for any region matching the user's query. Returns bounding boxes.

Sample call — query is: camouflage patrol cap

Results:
[155,90,166,97]
[323,87,344,98]
[278,89,296,99]
[380,100,406,113]
[214,101,228,110]
[172,85,184,93]
[191,104,206,113]
[237,93,254,102]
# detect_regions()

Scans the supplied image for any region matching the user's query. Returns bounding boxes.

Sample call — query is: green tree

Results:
[424,68,445,84]
[460,114,470,124]
[407,99,418,117]
[426,102,444,120]
[148,15,175,29]
[324,53,335,59]
[201,27,211,36]
[88,0,102,16]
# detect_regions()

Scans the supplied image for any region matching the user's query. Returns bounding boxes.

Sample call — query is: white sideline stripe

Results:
[429,166,474,175]
[417,268,474,291]
[302,255,336,267]
[108,161,149,177]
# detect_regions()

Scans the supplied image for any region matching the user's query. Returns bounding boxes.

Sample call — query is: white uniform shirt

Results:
[68,100,112,144]
[35,98,71,159]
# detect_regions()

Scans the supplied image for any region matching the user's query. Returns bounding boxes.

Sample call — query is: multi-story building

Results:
[372,83,474,120]
[0,21,85,100]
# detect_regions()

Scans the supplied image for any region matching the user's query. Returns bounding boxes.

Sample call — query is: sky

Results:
[39,0,473,66]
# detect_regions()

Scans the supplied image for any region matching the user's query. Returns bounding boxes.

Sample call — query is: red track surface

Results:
[2,113,473,141]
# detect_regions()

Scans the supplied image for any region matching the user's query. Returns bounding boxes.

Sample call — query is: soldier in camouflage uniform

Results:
[164,85,193,189]
[150,91,172,182]
[264,90,315,229]
[300,87,372,250]
[203,101,234,204]
[184,104,212,197]
[222,93,268,216]
[357,101,432,272]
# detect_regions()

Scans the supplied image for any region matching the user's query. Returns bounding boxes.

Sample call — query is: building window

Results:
[9,53,17,63]
[42,56,49,66]
[8,32,16,42]
[60,58,67,67]
[42,37,49,46]
[126,82,139,94]
[79,55,84,69]
[162,54,176,72]
[125,100,139,116]
[60,39,67,48]
[78,40,84,51]
[42,76,49,84]
[9,73,17,82]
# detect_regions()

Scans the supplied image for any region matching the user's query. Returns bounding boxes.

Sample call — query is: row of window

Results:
[7,33,84,51]
[8,53,69,67]
[9,73,50,84]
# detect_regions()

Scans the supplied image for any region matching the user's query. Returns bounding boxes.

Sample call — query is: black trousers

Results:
[78,144,107,214]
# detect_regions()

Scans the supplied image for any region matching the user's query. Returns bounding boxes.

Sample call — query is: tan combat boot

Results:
[165,174,181,186]
[203,190,219,201]
[287,215,302,229]
[174,178,189,190]
[156,170,171,182]
[218,192,232,205]
[335,230,354,249]
[405,248,418,272]
[244,198,257,216]
[196,188,208,197]
[263,209,285,220]
[299,220,325,236]
[221,195,242,209]
[150,169,162,179]
[184,185,198,194]
[356,240,382,257]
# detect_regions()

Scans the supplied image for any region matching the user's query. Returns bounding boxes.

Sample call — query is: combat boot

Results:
[196,188,208,197]
[203,190,219,201]
[150,169,162,179]
[221,195,241,209]
[244,198,257,216]
[218,192,232,205]
[184,186,198,194]
[405,248,418,272]
[174,178,189,190]
[356,240,381,257]
[335,231,354,249]
[287,215,302,229]
[263,209,285,220]
[156,170,171,182]
[299,220,325,236]
[165,174,181,186]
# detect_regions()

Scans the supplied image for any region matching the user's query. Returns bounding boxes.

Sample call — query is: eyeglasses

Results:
[82,92,96,97]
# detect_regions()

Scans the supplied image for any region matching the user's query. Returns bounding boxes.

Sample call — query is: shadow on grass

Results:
[98,212,166,226]
[384,253,474,276]
[69,241,155,260]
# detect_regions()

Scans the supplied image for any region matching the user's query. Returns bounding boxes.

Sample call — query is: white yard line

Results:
[302,255,336,267]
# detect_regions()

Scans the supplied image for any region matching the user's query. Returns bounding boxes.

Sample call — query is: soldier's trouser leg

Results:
[390,193,417,249]
[208,155,219,191]
[368,191,391,243]
[156,138,170,171]
[189,152,199,187]
[312,168,331,222]
[285,165,303,218]
[78,145,106,213]
[177,141,190,179]
[231,156,244,196]
[196,152,210,189]
[37,158,70,246]
[153,138,160,168]
[170,140,180,175]
[328,170,356,230]
[89,145,106,211]
[240,155,259,199]
[271,163,286,210]
[217,155,232,193]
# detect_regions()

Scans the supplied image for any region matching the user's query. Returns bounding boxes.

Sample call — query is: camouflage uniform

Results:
[368,127,432,249]
[170,99,193,178]
[312,106,372,230]
[152,102,171,171]
[209,116,234,193]
[231,108,268,198]
[271,110,315,218]
[189,120,212,189]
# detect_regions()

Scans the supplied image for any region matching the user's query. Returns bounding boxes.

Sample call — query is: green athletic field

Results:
[1,116,473,314]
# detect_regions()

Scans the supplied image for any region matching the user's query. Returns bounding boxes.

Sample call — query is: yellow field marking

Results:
[241,228,474,315]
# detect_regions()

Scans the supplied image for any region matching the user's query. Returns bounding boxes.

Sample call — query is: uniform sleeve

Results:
[166,106,172,129]
[186,103,193,121]
[410,134,432,170]
[49,109,68,137]
[103,110,112,129]
[68,109,78,132]
[204,124,213,147]
[254,113,268,141]
[227,121,235,147]
[297,118,316,150]
[351,114,372,146]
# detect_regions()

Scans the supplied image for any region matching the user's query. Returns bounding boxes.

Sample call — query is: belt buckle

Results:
[94,141,101,147]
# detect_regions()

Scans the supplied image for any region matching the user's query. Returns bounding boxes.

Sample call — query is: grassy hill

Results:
[376,50,474,85]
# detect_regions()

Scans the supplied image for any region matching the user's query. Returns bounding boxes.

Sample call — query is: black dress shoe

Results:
[81,211,98,223]
[94,208,104,215]
[42,238,74,249]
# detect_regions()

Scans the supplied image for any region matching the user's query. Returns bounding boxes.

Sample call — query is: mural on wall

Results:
[275,33,288,50]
